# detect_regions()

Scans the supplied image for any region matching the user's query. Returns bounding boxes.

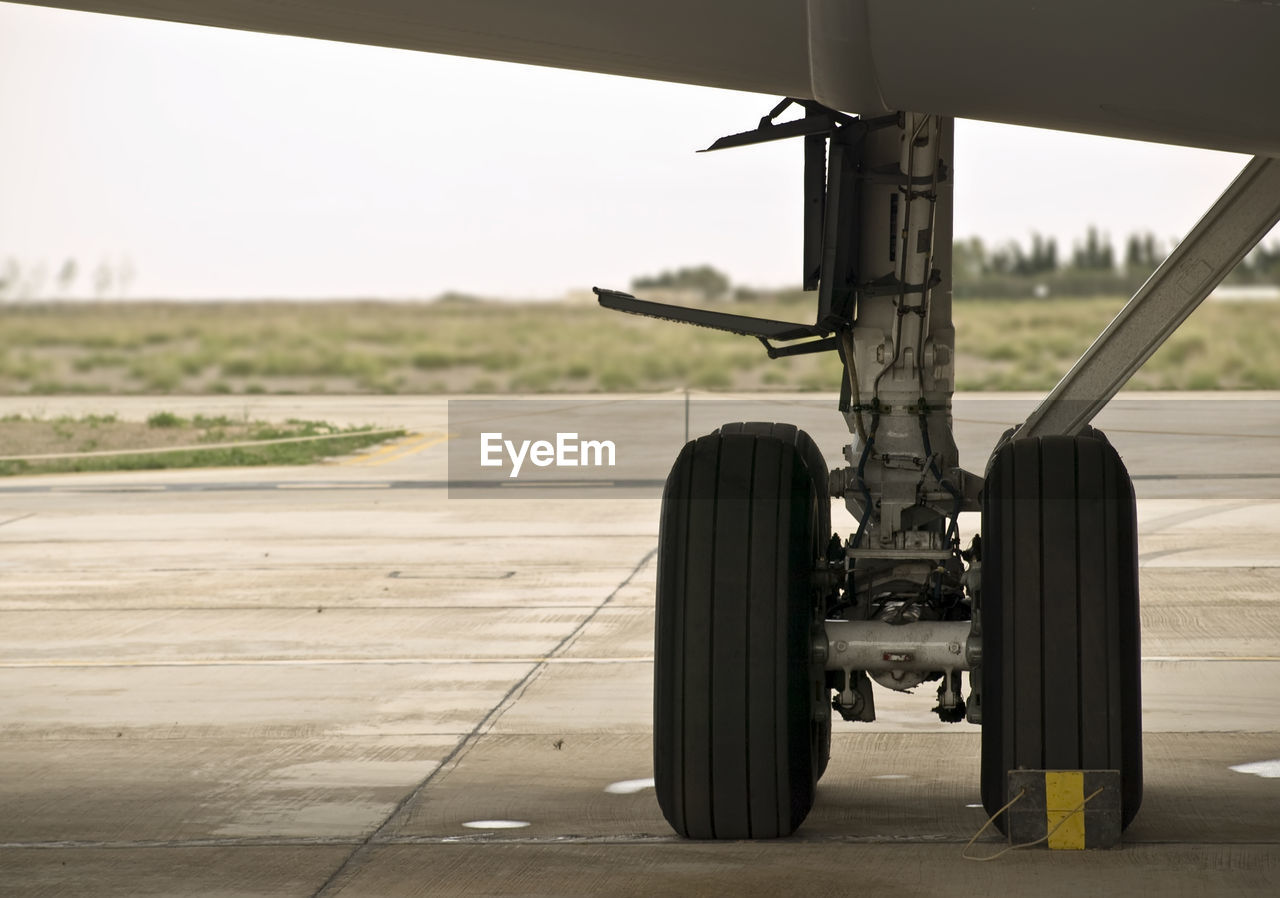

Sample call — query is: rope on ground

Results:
[961,786,1106,862]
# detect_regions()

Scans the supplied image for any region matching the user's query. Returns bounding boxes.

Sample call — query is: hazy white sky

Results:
[0,2,1260,299]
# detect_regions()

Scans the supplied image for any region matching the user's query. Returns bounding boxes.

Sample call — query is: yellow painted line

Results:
[341,432,424,466]
[340,431,451,467]
[362,432,454,467]
[339,432,426,466]
[1045,771,1086,850]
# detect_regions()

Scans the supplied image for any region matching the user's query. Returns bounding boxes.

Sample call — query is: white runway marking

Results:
[1229,760,1280,778]
[605,778,655,794]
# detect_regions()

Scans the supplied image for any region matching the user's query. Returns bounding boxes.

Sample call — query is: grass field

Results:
[2,295,1278,395]
[0,411,404,476]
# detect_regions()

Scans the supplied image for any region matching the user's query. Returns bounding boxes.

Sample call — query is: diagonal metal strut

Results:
[1018,155,1280,440]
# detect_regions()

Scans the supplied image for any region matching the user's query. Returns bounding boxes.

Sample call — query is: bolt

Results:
[948,641,961,655]
[835,640,848,653]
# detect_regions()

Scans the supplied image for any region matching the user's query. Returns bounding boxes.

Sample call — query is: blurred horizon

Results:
[4,223,1280,304]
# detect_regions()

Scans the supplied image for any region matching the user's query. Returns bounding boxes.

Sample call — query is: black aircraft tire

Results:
[717,422,833,780]
[654,426,829,839]
[980,429,1143,831]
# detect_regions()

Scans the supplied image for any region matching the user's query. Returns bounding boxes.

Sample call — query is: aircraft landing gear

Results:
[601,99,1280,841]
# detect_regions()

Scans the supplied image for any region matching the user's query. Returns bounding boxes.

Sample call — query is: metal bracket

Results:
[594,288,830,342]
[698,97,859,153]
[759,335,840,358]
[824,619,973,673]
[595,97,870,360]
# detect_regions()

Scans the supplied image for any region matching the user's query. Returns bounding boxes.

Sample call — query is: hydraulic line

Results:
[918,407,963,553]
[913,118,944,397]
[852,402,881,548]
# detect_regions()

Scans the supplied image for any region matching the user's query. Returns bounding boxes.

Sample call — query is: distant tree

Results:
[1072,226,1115,271]
[1143,233,1160,268]
[56,257,78,295]
[1011,239,1034,276]
[985,241,1023,276]
[0,257,19,299]
[632,264,731,298]
[1026,232,1058,275]
[1261,242,1280,279]
[1124,234,1142,270]
[1235,239,1280,284]
[952,236,987,280]
[1124,232,1162,272]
